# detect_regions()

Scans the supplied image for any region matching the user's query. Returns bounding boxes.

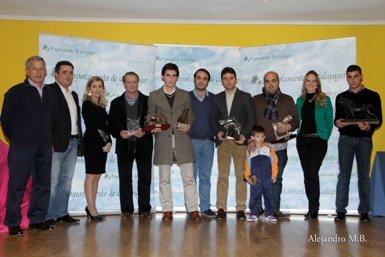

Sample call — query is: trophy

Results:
[270,115,296,144]
[143,114,171,132]
[247,175,260,186]
[127,118,140,139]
[338,97,380,125]
[218,117,241,141]
[177,109,190,130]
[98,129,109,143]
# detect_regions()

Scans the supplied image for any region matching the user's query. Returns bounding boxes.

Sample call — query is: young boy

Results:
[244,125,278,222]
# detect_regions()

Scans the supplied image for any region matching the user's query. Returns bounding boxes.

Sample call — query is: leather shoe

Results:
[8,225,23,236]
[189,211,201,221]
[162,211,173,221]
[57,215,80,223]
[29,221,54,231]
[216,208,226,220]
[122,212,133,219]
[139,211,152,218]
[237,210,246,221]
[46,219,56,226]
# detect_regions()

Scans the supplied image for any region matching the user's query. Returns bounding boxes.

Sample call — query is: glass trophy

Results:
[270,115,296,143]
[218,117,241,141]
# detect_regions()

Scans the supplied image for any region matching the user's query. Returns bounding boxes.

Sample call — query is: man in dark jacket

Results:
[46,61,83,225]
[1,56,57,235]
[109,71,153,218]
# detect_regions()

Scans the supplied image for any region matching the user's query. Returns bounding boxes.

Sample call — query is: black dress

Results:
[82,100,111,174]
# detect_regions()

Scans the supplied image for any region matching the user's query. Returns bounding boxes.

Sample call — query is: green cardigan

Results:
[296,95,334,140]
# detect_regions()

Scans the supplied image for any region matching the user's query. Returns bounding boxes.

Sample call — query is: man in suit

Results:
[253,71,298,219]
[109,71,153,218]
[1,56,56,235]
[148,63,200,221]
[46,61,83,224]
[210,67,256,221]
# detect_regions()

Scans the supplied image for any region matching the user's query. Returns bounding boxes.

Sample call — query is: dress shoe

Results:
[57,215,80,223]
[29,221,54,231]
[122,212,133,219]
[334,212,346,222]
[359,213,370,222]
[162,211,173,221]
[274,211,291,219]
[46,219,56,226]
[304,211,318,220]
[237,210,246,221]
[216,208,226,220]
[139,211,152,218]
[8,225,23,236]
[189,211,201,221]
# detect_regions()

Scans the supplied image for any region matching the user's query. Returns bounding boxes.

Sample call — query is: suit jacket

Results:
[109,91,153,155]
[210,88,256,146]
[48,82,84,156]
[148,87,195,165]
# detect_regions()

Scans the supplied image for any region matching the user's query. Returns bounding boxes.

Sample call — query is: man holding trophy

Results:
[109,72,153,218]
[253,71,298,219]
[147,63,200,221]
[210,67,256,220]
[334,65,382,222]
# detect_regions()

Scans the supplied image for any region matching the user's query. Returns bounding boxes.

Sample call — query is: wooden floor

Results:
[1,213,385,257]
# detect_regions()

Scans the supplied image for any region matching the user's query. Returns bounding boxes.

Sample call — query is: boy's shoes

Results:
[359,213,370,222]
[334,212,346,222]
[265,215,278,223]
[201,209,216,218]
[236,210,246,221]
[247,214,258,222]
[216,208,226,220]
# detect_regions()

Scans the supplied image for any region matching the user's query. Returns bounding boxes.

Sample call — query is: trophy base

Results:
[270,134,297,144]
[143,124,171,132]
[226,136,240,141]
[341,119,380,125]
[177,123,190,130]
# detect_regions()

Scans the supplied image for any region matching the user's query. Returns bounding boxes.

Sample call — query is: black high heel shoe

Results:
[85,206,105,221]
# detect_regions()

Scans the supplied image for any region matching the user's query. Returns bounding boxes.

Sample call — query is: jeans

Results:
[192,139,214,211]
[272,149,288,212]
[336,135,373,214]
[46,138,78,220]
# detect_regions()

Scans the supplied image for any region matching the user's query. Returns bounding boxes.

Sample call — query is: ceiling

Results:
[0,0,385,24]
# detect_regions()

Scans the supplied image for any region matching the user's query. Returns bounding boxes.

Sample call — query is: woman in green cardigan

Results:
[296,70,334,220]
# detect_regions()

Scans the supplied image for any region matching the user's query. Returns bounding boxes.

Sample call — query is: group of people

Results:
[0,55,382,236]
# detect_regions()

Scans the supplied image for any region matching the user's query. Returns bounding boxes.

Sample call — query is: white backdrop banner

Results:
[39,34,357,213]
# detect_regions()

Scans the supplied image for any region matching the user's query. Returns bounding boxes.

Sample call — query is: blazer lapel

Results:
[155,87,172,112]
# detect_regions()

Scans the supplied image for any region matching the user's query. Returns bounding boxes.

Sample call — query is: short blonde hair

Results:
[82,76,108,107]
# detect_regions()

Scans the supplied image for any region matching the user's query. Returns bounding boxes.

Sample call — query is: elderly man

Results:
[253,71,298,219]
[1,56,57,235]
[109,71,153,218]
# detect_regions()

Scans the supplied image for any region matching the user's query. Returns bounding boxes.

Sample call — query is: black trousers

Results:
[117,151,152,213]
[296,136,328,213]
[5,145,52,226]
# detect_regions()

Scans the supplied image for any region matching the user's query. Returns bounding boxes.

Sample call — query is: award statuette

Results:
[126,118,140,140]
[247,175,260,186]
[270,115,296,144]
[218,117,241,141]
[177,109,190,130]
[338,96,380,125]
[143,114,171,132]
[98,129,109,143]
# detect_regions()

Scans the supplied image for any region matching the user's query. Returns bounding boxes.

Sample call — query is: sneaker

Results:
[359,213,370,222]
[216,208,226,220]
[247,214,258,222]
[334,212,346,222]
[201,209,216,218]
[265,215,277,223]
[236,210,246,221]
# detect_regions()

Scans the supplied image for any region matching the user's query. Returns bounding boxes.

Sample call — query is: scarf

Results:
[263,87,281,120]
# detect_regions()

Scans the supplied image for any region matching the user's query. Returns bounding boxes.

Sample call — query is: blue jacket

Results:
[296,95,334,140]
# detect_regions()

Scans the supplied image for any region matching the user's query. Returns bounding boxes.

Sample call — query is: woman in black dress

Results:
[82,76,112,221]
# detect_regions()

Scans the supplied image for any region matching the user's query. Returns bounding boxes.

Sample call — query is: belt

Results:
[70,134,79,139]
[299,133,318,138]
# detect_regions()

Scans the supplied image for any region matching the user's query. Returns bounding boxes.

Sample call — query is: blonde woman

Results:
[296,70,333,220]
[82,76,112,221]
